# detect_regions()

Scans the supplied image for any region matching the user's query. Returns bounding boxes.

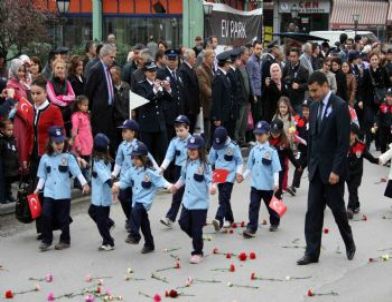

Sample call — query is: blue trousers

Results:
[88,204,114,246]
[129,203,154,248]
[119,187,133,220]
[215,182,234,226]
[166,165,185,222]
[247,188,279,232]
[41,198,71,245]
[179,207,207,255]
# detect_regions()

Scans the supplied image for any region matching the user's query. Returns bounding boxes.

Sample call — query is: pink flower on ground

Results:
[212,247,219,254]
[85,294,95,302]
[45,273,53,283]
[47,292,55,301]
[84,274,93,282]
[153,294,162,302]
[249,252,256,260]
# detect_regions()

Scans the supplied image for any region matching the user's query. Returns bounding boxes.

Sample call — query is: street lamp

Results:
[203,2,214,39]
[56,0,70,47]
[353,14,360,37]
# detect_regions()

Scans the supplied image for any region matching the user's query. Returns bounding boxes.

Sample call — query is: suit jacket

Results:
[196,62,213,119]
[227,67,242,118]
[84,61,114,137]
[308,93,350,184]
[134,80,167,133]
[211,69,233,122]
[282,62,309,107]
[178,62,200,116]
[156,67,182,125]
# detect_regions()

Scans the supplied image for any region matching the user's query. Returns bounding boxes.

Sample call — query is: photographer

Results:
[282,48,309,114]
[134,61,170,163]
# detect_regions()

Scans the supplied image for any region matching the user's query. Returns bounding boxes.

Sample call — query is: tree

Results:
[0,0,52,60]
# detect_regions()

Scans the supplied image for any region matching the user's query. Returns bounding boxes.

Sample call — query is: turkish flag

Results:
[27,193,42,220]
[16,97,33,123]
[269,196,287,217]
[212,168,230,183]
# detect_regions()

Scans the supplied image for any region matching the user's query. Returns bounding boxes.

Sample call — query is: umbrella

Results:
[273,32,329,42]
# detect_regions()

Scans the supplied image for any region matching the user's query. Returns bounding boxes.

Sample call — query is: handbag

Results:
[246,106,254,131]
[269,196,288,217]
[15,181,34,224]
[369,71,386,105]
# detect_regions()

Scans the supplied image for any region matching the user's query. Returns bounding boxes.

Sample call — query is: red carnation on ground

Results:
[175,260,181,269]
[249,252,256,260]
[362,215,368,221]
[229,263,236,272]
[307,289,314,297]
[240,221,245,227]
[212,247,219,254]
[250,273,256,280]
[168,290,178,298]
[153,294,162,302]
[231,223,238,229]
[323,228,329,234]
[4,290,13,299]
[229,229,234,234]
[238,252,247,261]
[226,253,232,259]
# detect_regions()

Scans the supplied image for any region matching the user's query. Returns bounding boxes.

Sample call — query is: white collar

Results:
[146,78,154,85]
[184,61,193,69]
[167,67,176,73]
[321,91,332,107]
[218,67,227,75]
[229,65,236,71]
[35,100,49,111]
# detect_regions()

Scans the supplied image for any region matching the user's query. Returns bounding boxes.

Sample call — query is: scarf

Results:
[50,76,67,96]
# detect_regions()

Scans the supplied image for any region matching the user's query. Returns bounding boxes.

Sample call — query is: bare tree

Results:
[0,0,51,59]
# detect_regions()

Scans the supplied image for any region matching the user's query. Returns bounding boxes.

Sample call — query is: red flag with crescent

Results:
[27,193,42,219]
[269,196,287,217]
[212,168,230,183]
[16,97,33,123]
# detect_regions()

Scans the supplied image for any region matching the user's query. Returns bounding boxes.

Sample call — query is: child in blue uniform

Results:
[209,127,243,231]
[159,115,192,228]
[35,126,90,252]
[174,135,216,264]
[112,119,158,230]
[243,121,281,238]
[113,142,172,254]
[88,133,115,251]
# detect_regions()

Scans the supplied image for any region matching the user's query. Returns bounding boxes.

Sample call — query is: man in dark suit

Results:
[157,49,182,140]
[297,71,356,265]
[85,43,116,150]
[134,61,169,164]
[178,48,200,133]
[211,51,234,140]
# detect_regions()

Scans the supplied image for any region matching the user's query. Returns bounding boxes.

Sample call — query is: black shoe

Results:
[353,207,360,214]
[36,234,43,241]
[269,225,279,232]
[39,242,52,252]
[286,186,296,197]
[347,209,354,220]
[125,236,140,244]
[346,244,356,261]
[297,255,318,265]
[243,228,256,238]
[141,245,155,254]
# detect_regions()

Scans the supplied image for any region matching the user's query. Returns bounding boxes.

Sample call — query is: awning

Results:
[330,0,388,29]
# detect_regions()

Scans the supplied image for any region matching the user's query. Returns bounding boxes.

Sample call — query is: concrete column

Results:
[92,0,103,41]
[182,0,204,47]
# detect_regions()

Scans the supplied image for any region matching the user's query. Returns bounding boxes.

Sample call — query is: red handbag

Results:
[269,196,287,217]
[212,169,230,183]
[27,193,42,220]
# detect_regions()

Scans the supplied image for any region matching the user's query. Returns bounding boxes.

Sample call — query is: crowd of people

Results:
[1,31,392,264]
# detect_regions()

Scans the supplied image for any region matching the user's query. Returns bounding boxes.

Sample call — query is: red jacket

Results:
[33,102,64,157]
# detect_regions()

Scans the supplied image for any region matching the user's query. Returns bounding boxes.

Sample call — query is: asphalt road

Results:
[1,159,392,301]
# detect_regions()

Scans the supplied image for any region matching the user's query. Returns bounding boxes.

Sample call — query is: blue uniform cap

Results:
[302,99,311,107]
[348,50,359,61]
[216,51,233,63]
[386,88,392,96]
[118,119,140,131]
[213,126,228,150]
[253,121,270,135]
[131,142,148,157]
[165,49,179,61]
[48,126,65,143]
[174,115,190,125]
[187,135,205,149]
[270,119,284,134]
[143,60,157,71]
[94,133,110,152]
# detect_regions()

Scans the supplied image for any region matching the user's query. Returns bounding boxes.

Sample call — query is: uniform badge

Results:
[215,137,221,144]
[56,129,62,136]
[190,137,195,144]
[226,147,233,156]
[263,151,271,160]
[143,174,151,182]
[197,165,204,174]
[61,157,68,166]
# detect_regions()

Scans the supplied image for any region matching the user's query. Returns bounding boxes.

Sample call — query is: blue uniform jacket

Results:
[161,134,192,169]
[91,159,112,207]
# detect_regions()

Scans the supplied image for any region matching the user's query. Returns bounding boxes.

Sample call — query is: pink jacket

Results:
[46,80,75,107]
[71,112,93,156]
[6,78,28,100]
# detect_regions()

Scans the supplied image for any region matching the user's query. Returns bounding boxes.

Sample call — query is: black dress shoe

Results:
[297,255,318,265]
[346,244,356,261]
[141,245,155,254]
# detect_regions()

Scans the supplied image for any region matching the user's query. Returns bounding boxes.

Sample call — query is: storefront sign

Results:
[279,0,330,14]
[204,3,263,47]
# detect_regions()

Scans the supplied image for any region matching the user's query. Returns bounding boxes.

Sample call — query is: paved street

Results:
[1,159,392,301]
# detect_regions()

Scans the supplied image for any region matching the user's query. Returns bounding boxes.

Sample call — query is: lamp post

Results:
[203,2,214,39]
[353,14,360,37]
[290,3,299,32]
[56,0,70,47]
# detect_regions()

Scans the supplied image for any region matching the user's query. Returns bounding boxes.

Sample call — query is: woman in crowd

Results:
[68,55,85,97]
[264,63,286,123]
[360,52,390,149]
[47,58,75,137]
[30,57,42,82]
[342,61,357,107]
[331,57,348,102]
[6,59,29,100]
[319,58,337,94]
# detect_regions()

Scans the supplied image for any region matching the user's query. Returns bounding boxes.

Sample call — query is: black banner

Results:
[205,5,263,47]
